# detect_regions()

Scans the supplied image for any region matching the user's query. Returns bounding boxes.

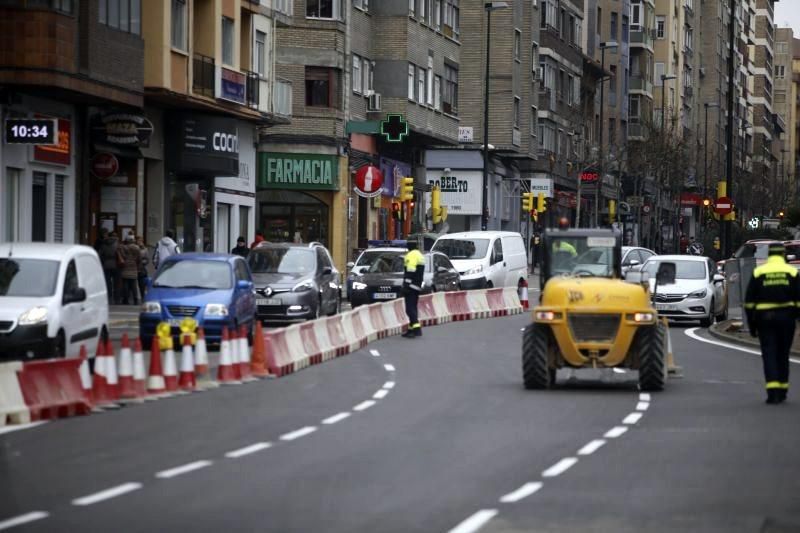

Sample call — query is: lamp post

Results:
[595,41,618,228]
[481,1,508,232]
[660,73,676,252]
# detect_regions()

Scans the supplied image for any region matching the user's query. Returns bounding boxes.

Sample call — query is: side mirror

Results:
[629,259,641,267]
[713,273,725,283]
[322,266,333,276]
[437,266,449,273]
[346,261,355,269]
[656,262,677,285]
[64,287,87,305]
[236,279,253,290]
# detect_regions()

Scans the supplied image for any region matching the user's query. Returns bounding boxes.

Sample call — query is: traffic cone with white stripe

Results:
[519,279,530,311]
[147,336,167,396]
[78,344,94,404]
[250,321,271,378]
[239,325,254,381]
[178,334,196,391]
[92,339,120,407]
[217,327,240,384]
[162,338,179,393]
[230,327,243,380]
[131,337,147,399]
[194,328,217,389]
[118,334,137,400]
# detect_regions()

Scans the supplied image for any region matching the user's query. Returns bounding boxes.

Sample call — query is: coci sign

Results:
[213,132,238,153]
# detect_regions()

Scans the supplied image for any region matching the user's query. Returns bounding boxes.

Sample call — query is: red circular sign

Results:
[715,196,733,215]
[354,165,384,197]
[90,152,119,179]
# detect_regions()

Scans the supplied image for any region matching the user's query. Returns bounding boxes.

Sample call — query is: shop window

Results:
[306,67,338,108]
[258,190,329,247]
[239,205,250,243]
[216,203,231,253]
[32,172,47,242]
[99,0,141,35]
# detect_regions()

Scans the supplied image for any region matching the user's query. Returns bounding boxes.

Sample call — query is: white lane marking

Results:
[448,509,499,533]
[383,381,396,389]
[520,328,525,331]
[499,482,543,503]
[542,457,578,478]
[384,364,396,372]
[225,442,272,459]
[636,402,650,411]
[612,368,627,374]
[639,393,651,402]
[354,400,376,411]
[604,426,628,438]
[280,426,317,441]
[370,349,381,357]
[577,439,606,456]
[686,327,800,365]
[322,412,351,425]
[0,421,48,436]
[72,482,143,506]
[623,412,643,425]
[155,460,213,479]
[0,511,50,531]
[373,389,389,399]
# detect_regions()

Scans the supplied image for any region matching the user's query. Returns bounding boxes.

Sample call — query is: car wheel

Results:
[716,302,728,322]
[700,299,714,328]
[52,330,66,359]
[486,281,493,289]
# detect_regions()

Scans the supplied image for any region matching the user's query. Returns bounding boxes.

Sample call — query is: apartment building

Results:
[795,37,800,199]
[774,27,795,205]
[0,0,144,244]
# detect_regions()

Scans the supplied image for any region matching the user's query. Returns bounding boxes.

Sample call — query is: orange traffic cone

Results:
[92,339,120,407]
[118,333,137,399]
[217,327,240,384]
[519,279,530,310]
[147,336,166,395]
[78,344,94,404]
[162,338,179,393]
[194,328,217,389]
[178,334,196,391]
[239,325,253,381]
[250,321,271,378]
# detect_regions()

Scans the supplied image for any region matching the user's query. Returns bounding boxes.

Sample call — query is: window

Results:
[630,1,641,28]
[654,62,665,86]
[443,64,458,115]
[427,55,434,105]
[656,16,665,38]
[775,91,786,103]
[596,7,601,34]
[307,0,340,19]
[684,27,693,50]
[530,106,538,136]
[776,42,789,54]
[514,30,521,62]
[171,0,187,50]
[99,0,141,34]
[433,0,442,29]
[540,1,547,28]
[419,0,427,21]
[609,118,616,146]
[255,30,267,76]
[222,17,235,66]
[775,65,785,78]
[567,74,575,106]
[32,172,47,243]
[363,60,372,94]
[610,11,618,41]
[418,66,426,103]
[443,0,459,37]
[409,0,414,16]
[64,260,79,298]
[434,75,442,110]
[353,0,369,11]
[306,67,336,107]
[531,43,539,79]
[513,96,521,128]
[622,15,628,43]
[54,175,64,243]
[609,65,617,95]
[352,55,362,94]
[408,64,416,100]
[574,18,581,46]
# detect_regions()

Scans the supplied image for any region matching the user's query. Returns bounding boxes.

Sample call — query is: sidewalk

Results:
[709,318,800,357]
[109,305,139,327]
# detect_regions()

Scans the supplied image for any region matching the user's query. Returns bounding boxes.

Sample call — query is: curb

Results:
[110,319,138,327]
[709,320,800,357]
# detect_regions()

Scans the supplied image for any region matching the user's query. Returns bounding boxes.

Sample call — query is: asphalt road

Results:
[2,311,799,532]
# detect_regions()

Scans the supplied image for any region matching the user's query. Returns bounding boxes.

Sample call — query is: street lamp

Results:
[595,41,618,228]
[481,1,509,232]
[660,73,676,252]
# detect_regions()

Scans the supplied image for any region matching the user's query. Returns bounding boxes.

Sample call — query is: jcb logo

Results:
[568,290,583,303]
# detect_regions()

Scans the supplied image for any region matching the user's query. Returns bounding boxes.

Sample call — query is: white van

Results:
[0,243,109,359]
[431,231,529,289]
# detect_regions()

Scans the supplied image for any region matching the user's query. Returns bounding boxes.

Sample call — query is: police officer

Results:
[744,242,800,404]
[401,240,426,338]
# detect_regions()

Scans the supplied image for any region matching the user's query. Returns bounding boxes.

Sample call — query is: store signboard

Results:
[167,113,239,177]
[530,178,553,198]
[425,170,482,215]
[33,117,71,165]
[379,157,411,198]
[258,152,339,190]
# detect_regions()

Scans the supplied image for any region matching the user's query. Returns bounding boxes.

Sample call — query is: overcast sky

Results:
[775,3,800,34]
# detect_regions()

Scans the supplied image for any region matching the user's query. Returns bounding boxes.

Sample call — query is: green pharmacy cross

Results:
[380,114,409,143]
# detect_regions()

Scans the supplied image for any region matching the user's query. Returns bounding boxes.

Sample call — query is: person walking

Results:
[401,240,426,339]
[231,236,249,258]
[153,230,180,269]
[135,236,149,299]
[250,229,265,249]
[98,230,120,304]
[119,236,141,305]
[744,242,800,404]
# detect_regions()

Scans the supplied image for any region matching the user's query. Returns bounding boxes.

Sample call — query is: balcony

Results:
[629,76,653,97]
[245,71,260,109]
[272,77,292,117]
[272,0,293,17]
[773,113,786,134]
[628,122,645,140]
[192,54,215,99]
[539,87,555,112]
[630,29,654,50]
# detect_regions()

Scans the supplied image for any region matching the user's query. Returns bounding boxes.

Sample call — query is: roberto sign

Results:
[167,114,239,177]
[425,170,481,215]
[258,152,339,191]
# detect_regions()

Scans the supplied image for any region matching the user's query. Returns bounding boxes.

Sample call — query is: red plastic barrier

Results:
[16,358,92,421]
[264,329,294,377]
[325,316,349,357]
[445,291,472,321]
[485,288,509,317]
[417,294,439,326]
[350,310,369,350]
[299,322,323,366]
[368,303,389,338]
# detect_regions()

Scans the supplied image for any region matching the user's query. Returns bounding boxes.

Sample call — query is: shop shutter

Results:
[54,175,65,242]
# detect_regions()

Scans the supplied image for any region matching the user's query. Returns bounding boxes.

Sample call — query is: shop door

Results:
[32,172,47,242]
[216,203,231,253]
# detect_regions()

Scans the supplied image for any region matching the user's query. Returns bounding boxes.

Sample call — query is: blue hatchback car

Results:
[139,253,256,348]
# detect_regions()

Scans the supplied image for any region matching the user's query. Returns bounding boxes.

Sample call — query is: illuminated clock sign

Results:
[4,118,58,145]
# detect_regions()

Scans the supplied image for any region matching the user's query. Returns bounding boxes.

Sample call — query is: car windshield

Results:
[248,248,316,274]
[0,258,60,297]
[355,250,402,268]
[549,235,616,278]
[431,238,490,259]
[644,260,706,280]
[153,260,232,289]
[364,252,405,274]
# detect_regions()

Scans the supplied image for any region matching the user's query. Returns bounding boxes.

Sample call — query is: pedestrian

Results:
[153,230,180,269]
[98,230,120,304]
[94,227,108,254]
[119,236,141,305]
[135,235,149,299]
[250,229,265,249]
[401,240,426,338]
[744,242,800,404]
[231,236,249,258]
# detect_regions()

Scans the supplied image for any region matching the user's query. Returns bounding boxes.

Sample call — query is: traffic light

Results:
[400,177,414,202]
[431,185,443,224]
[537,192,546,213]
[522,192,534,212]
[779,209,785,219]
[703,198,712,208]
[608,200,616,221]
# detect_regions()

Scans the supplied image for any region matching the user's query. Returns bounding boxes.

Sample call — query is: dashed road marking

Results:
[280,427,317,441]
[72,482,143,506]
[448,509,499,533]
[354,400,376,411]
[0,512,49,531]
[499,482,543,503]
[156,460,213,479]
[225,442,272,459]
[322,412,351,425]
[542,457,578,478]
[383,364,396,372]
[577,439,606,456]
[639,393,651,401]
[636,402,650,411]
[383,381,395,389]
[623,412,643,425]
[373,389,389,399]
[604,426,628,438]
[370,349,381,357]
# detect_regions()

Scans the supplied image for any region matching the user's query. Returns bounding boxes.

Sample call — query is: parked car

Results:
[431,231,528,289]
[0,243,108,360]
[346,241,408,300]
[248,242,341,322]
[783,240,800,266]
[640,255,727,327]
[622,246,656,275]
[140,253,255,347]
[718,239,781,270]
[350,250,461,307]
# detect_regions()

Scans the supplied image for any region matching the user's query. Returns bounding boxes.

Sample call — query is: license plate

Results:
[168,319,182,327]
[656,304,677,311]
[257,298,281,306]
[373,293,397,300]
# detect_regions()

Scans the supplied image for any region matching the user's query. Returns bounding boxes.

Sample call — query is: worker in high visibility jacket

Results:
[401,240,426,338]
[744,242,800,404]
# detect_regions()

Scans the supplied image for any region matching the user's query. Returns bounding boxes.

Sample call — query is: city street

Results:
[2,312,799,532]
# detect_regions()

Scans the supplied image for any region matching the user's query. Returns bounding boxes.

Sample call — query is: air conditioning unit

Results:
[364,89,374,97]
[368,92,382,111]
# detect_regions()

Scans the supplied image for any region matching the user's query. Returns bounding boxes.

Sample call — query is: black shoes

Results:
[402,329,422,338]
[766,389,788,404]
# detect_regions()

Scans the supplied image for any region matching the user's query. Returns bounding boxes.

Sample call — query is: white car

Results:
[0,243,109,359]
[431,231,529,289]
[570,245,656,277]
[640,255,727,327]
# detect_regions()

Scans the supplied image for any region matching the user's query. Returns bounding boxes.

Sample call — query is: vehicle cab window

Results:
[492,239,504,263]
[63,260,79,301]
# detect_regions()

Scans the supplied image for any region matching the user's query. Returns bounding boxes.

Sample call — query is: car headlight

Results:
[18,306,48,325]
[688,289,707,299]
[534,310,562,321]
[141,301,162,314]
[293,280,314,292]
[352,281,367,291]
[632,312,654,322]
[465,265,483,276]
[204,303,229,317]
